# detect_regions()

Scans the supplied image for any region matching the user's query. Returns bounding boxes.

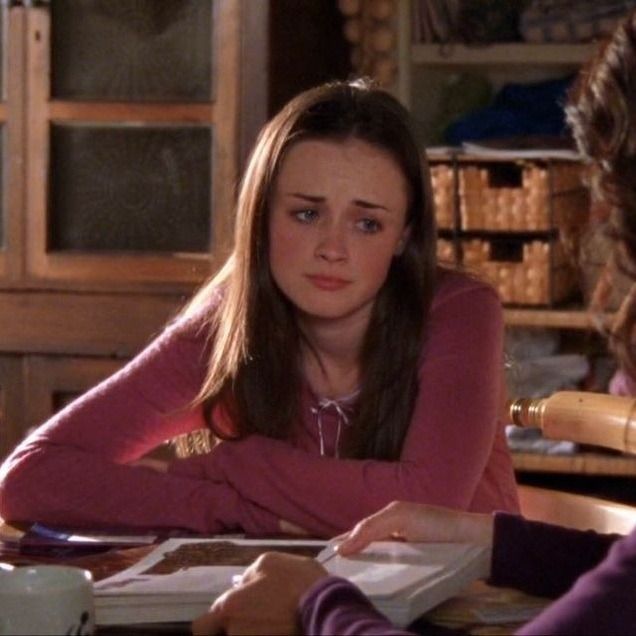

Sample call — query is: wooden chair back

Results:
[518,484,636,535]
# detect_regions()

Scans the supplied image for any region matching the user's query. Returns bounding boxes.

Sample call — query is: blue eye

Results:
[356,218,381,234]
[294,209,318,223]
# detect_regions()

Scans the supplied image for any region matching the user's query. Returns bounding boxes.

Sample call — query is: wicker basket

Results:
[458,160,587,232]
[462,236,577,305]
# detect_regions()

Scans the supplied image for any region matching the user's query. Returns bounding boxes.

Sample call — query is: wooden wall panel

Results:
[0,355,24,458]
[0,292,183,357]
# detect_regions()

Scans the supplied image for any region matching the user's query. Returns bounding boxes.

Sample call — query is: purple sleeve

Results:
[512,525,636,635]
[176,277,518,537]
[299,577,457,636]
[300,524,636,636]
[0,312,278,535]
[490,513,618,598]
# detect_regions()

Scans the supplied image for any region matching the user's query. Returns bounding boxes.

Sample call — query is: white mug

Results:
[0,565,94,635]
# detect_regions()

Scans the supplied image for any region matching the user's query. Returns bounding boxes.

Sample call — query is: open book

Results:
[94,537,490,628]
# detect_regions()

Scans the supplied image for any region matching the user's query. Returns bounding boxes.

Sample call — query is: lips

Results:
[306,274,351,291]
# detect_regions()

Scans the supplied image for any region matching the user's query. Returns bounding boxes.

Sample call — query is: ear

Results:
[394,224,411,256]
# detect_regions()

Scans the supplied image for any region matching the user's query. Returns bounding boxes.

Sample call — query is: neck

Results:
[298,310,371,399]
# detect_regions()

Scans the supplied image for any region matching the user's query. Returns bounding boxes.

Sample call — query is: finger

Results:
[240,551,281,584]
[337,504,408,555]
[191,601,226,636]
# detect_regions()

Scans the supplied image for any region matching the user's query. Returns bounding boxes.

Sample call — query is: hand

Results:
[337,501,494,556]
[191,552,328,635]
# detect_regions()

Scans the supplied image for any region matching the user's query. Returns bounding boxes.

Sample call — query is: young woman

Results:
[192,10,636,636]
[0,80,518,538]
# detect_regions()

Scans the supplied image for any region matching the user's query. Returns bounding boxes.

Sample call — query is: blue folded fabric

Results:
[445,74,575,143]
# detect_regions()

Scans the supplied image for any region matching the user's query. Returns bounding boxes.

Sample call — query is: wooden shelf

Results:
[411,42,597,66]
[503,308,610,330]
[513,451,636,476]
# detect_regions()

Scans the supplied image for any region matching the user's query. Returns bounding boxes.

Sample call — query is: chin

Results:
[295,299,373,324]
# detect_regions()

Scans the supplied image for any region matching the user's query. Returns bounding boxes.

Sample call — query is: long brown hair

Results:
[185,79,437,460]
[566,9,636,377]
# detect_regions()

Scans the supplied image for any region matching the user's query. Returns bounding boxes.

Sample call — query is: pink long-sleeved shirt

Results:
[0,270,519,537]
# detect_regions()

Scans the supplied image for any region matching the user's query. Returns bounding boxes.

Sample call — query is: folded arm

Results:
[0,314,277,534]
[171,282,513,536]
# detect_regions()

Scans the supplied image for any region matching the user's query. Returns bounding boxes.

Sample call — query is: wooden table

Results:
[0,529,550,635]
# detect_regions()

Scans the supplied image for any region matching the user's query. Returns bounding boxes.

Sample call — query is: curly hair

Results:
[566,9,636,376]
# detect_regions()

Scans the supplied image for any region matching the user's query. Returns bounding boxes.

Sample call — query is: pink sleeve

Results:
[0,313,278,535]
[183,279,512,537]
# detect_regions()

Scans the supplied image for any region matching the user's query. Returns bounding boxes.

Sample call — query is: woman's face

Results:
[268,137,410,329]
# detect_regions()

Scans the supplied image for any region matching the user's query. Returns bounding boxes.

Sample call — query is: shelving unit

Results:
[409,42,597,67]
[513,452,636,476]
[394,2,597,119]
[388,2,634,490]
[503,308,611,330]
[394,1,600,326]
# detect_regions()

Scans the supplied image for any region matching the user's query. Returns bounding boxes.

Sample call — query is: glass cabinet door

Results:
[23,0,240,289]
[0,2,26,283]
[0,3,5,277]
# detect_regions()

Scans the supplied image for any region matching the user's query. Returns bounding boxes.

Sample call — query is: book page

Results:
[95,538,326,597]
[321,542,488,599]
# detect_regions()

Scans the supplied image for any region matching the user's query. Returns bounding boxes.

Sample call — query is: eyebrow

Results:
[287,192,389,211]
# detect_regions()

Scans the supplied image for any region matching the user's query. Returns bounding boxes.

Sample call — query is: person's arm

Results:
[191,551,448,636]
[0,313,278,535]
[189,522,467,636]
[171,278,517,537]
[490,512,619,598]
[300,525,636,636]
[300,577,459,636]
[513,526,636,635]
[338,501,634,636]
[339,502,620,599]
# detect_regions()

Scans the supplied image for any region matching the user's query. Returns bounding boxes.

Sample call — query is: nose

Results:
[315,221,348,262]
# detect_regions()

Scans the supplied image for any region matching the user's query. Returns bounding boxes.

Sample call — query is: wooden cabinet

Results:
[0,355,125,458]
[0,0,235,456]
[0,0,263,458]
[0,356,23,458]
[0,0,350,460]
[19,1,240,288]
